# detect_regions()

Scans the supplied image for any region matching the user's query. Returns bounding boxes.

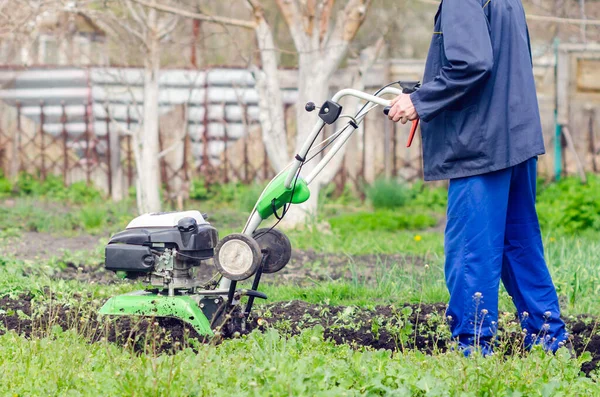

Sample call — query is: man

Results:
[387,0,568,355]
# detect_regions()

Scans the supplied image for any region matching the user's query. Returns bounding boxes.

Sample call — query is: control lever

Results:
[383,80,421,148]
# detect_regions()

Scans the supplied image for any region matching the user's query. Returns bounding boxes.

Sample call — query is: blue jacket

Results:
[410,0,545,181]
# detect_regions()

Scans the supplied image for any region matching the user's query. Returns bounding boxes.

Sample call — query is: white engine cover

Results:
[126,210,208,229]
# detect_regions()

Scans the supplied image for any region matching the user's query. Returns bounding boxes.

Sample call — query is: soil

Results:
[1,231,101,261]
[0,293,208,353]
[1,295,599,375]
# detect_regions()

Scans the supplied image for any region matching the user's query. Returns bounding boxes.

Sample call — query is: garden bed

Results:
[1,294,598,375]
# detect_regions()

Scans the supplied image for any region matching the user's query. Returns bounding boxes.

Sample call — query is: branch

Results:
[275,0,309,50]
[319,0,335,42]
[336,0,370,43]
[158,14,179,40]
[322,0,371,76]
[129,0,256,29]
[70,8,147,45]
[114,15,147,43]
[157,134,185,158]
[123,0,148,29]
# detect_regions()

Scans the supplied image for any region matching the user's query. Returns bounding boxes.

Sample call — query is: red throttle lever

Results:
[383,106,420,148]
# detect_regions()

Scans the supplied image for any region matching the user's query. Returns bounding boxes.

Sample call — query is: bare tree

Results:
[76,0,180,213]
[246,0,373,226]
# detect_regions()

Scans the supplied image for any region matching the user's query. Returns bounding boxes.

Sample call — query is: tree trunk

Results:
[138,8,162,214]
[109,124,124,201]
[252,15,288,171]
[281,54,330,227]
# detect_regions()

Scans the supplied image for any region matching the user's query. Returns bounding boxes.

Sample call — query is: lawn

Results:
[1,175,600,395]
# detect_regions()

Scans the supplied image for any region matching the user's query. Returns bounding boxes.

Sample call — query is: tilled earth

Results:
[1,295,599,375]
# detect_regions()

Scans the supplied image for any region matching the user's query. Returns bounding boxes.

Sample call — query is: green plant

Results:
[78,207,106,231]
[11,173,103,204]
[189,178,210,200]
[0,169,12,197]
[537,174,600,234]
[15,172,40,195]
[366,178,412,209]
[410,181,448,213]
[31,174,67,198]
[319,183,362,207]
[0,177,11,198]
[237,183,264,213]
[66,181,102,204]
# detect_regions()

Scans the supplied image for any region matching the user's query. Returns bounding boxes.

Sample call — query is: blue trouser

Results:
[444,157,567,352]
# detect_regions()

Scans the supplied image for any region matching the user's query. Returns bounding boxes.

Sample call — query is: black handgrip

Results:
[383,106,391,116]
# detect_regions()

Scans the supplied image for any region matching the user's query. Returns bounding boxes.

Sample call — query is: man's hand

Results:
[388,94,418,124]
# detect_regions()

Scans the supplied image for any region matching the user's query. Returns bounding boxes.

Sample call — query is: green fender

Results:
[98,292,213,336]
[256,172,311,220]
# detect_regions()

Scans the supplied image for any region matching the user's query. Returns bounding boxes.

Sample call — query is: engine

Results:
[105,211,218,293]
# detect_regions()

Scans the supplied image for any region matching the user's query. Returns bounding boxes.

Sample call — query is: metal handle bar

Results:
[284,87,402,188]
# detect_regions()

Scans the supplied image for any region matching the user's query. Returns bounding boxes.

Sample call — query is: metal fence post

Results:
[14,101,22,175]
[588,107,597,173]
[61,101,68,185]
[243,104,249,184]
[105,105,112,197]
[223,104,229,184]
[126,106,133,189]
[84,100,91,185]
[39,100,46,181]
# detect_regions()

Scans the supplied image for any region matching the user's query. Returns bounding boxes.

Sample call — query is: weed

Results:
[0,175,12,198]
[79,207,106,231]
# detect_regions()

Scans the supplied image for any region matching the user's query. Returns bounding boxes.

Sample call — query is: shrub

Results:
[189,178,210,200]
[15,172,40,195]
[410,181,448,213]
[537,174,600,234]
[12,173,103,204]
[31,174,67,198]
[366,178,412,209]
[66,181,102,204]
[0,175,12,198]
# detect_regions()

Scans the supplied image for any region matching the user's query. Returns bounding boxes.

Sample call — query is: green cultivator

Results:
[99,81,420,335]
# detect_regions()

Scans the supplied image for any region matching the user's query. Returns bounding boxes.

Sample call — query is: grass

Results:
[0,197,135,236]
[2,183,600,394]
[287,227,444,256]
[0,327,596,396]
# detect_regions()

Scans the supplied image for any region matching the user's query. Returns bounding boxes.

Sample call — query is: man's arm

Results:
[409,0,494,122]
